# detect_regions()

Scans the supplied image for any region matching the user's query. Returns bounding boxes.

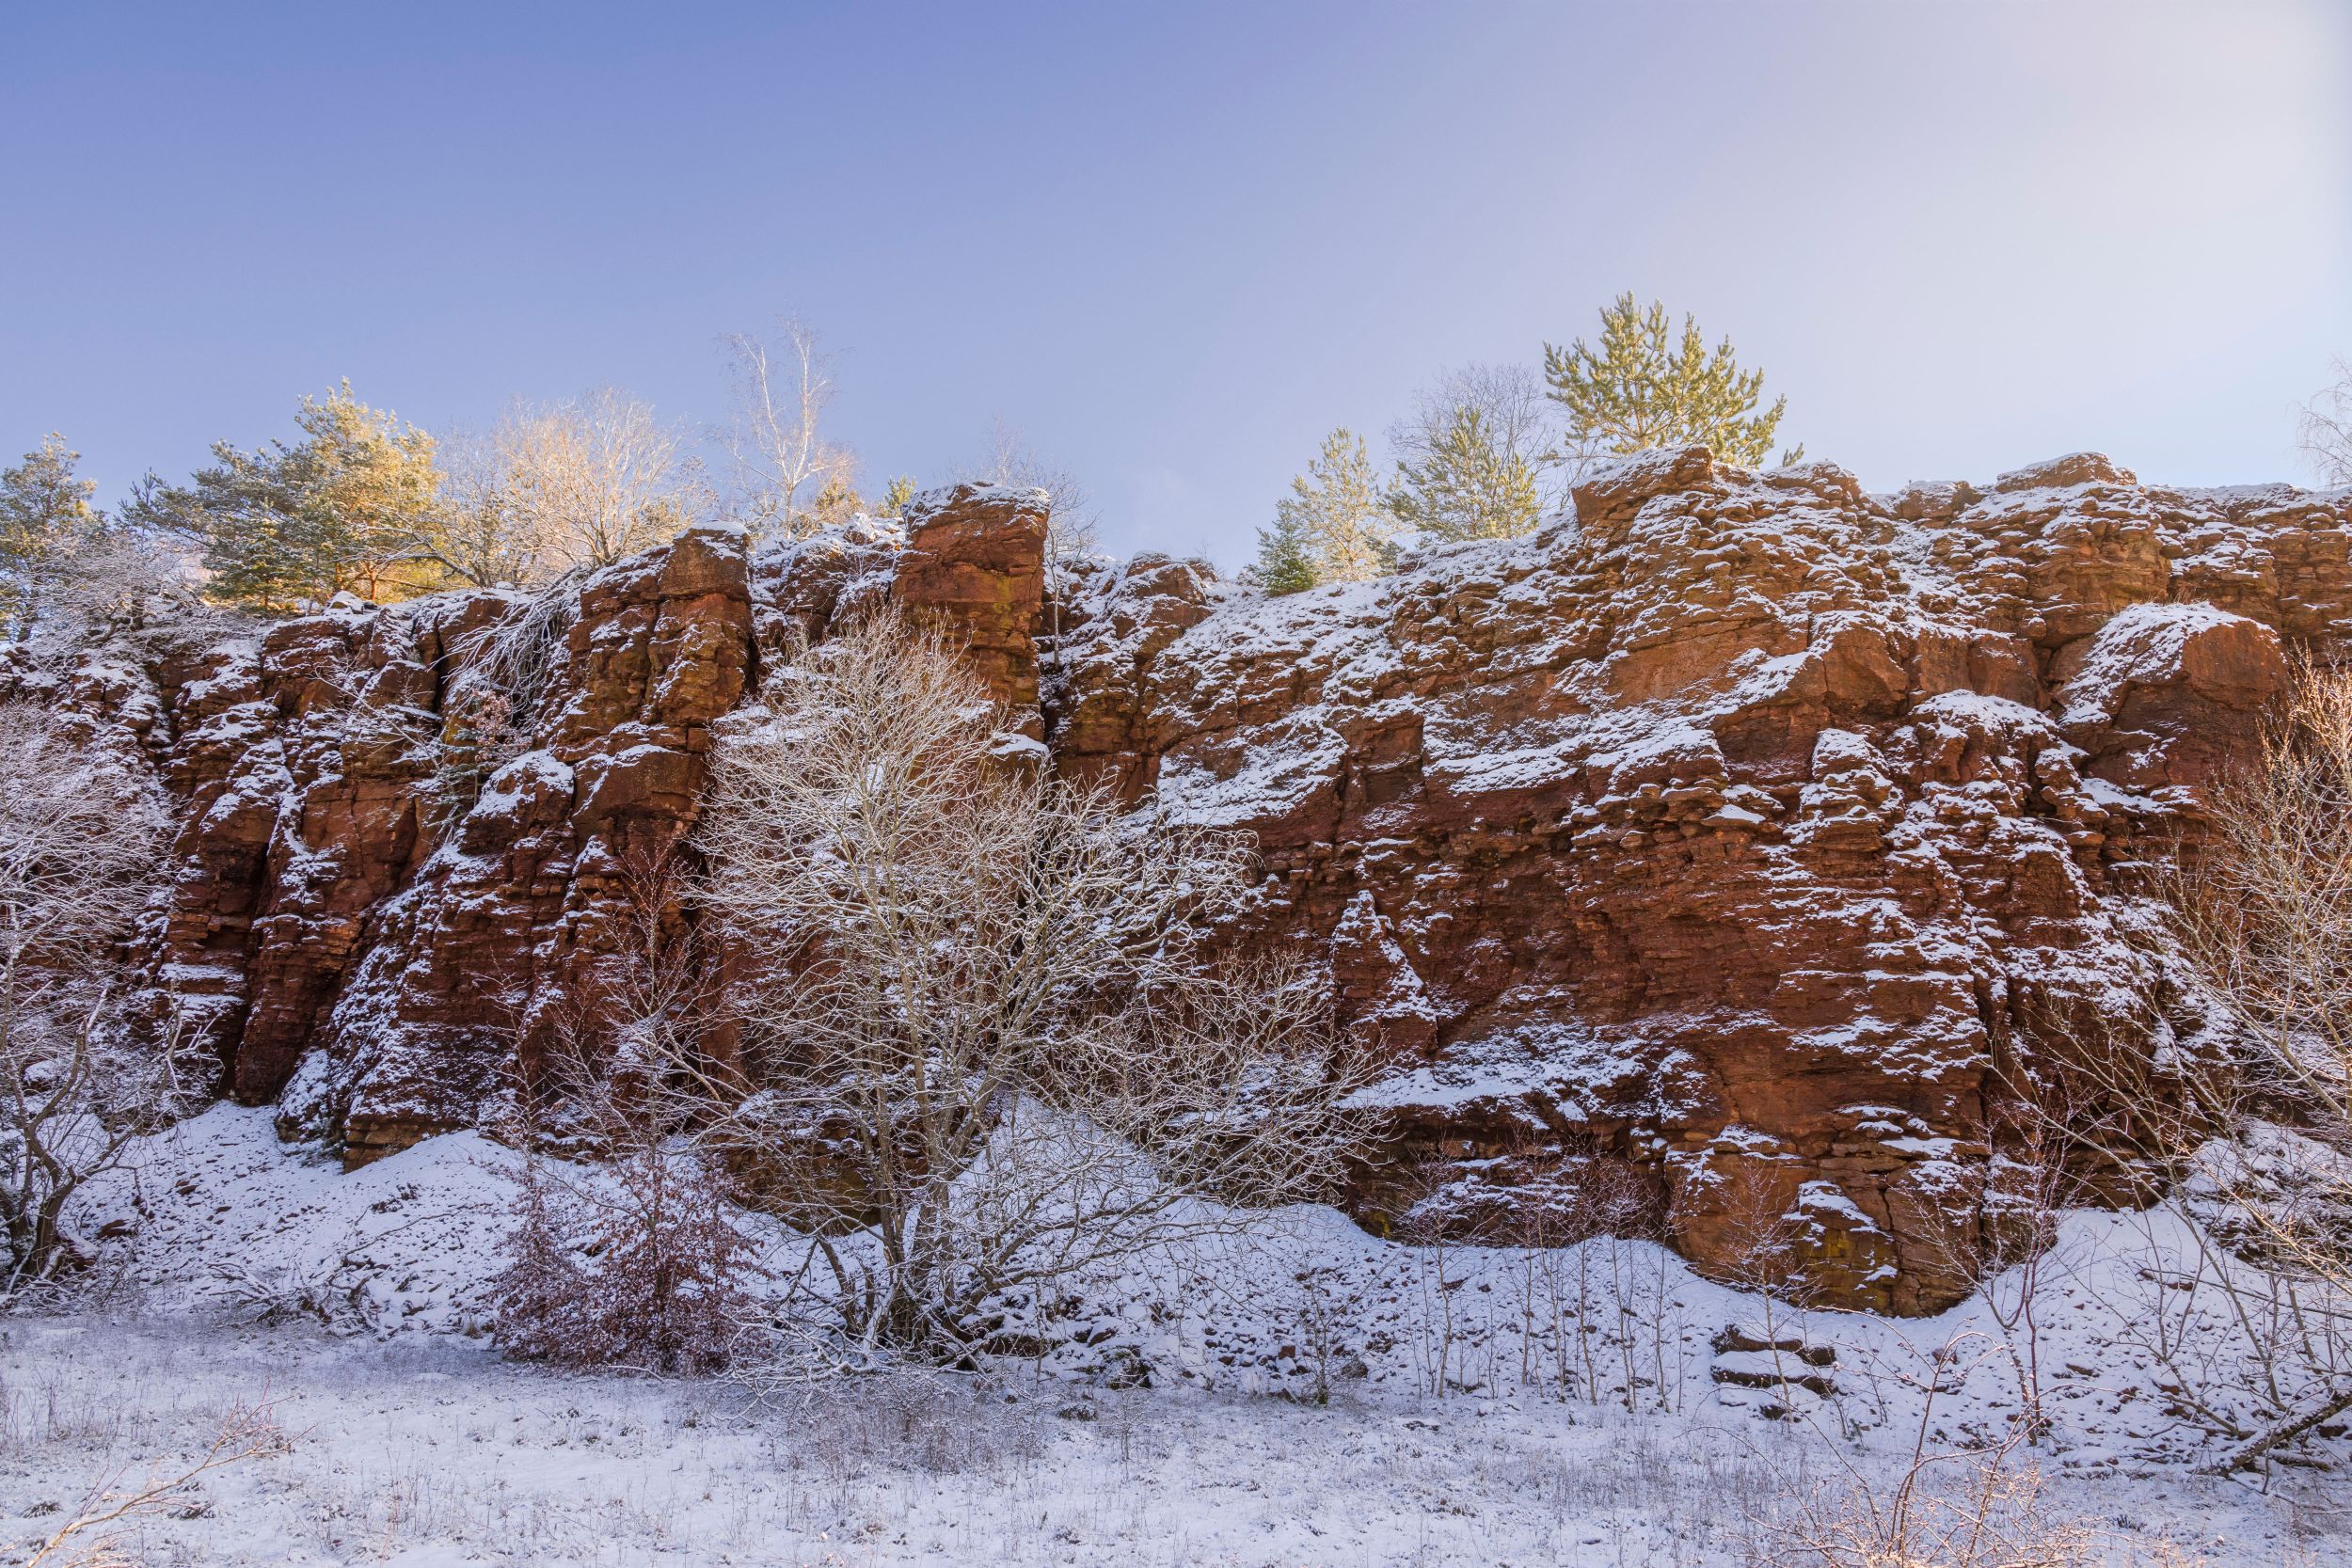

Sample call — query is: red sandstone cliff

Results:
[11,456,2347,1312]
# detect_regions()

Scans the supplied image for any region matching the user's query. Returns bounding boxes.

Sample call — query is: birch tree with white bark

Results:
[720,320,860,540]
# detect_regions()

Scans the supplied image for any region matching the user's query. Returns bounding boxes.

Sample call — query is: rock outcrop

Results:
[14,459,2351,1312]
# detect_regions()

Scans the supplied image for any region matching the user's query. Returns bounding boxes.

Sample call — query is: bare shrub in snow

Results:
[1358,1145,1688,1408]
[766,1369,1049,1479]
[1937,1072,2098,1447]
[29,1395,285,1568]
[488,863,768,1373]
[691,610,1362,1370]
[1421,1149,1675,1408]
[492,1133,762,1374]
[2124,655,2352,1468]
[1750,1334,2187,1568]
[2068,1187,2352,1477]
[428,575,583,823]
[1702,1165,1822,1420]
[0,704,174,1296]
[1390,1165,1482,1400]
[1754,1446,2104,1568]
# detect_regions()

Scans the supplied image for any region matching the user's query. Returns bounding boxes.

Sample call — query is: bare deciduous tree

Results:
[423,437,541,591]
[690,611,1361,1370]
[2130,652,2352,1469]
[721,320,860,540]
[488,856,770,1374]
[0,704,173,1294]
[1932,1069,2100,1448]
[1386,362,1560,541]
[2300,356,2352,489]
[2173,655,2352,1190]
[963,419,1098,563]
[2012,656,2352,1472]
[436,388,708,584]
[1394,363,1556,483]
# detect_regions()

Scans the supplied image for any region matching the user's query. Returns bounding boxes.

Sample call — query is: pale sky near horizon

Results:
[5,2,2348,567]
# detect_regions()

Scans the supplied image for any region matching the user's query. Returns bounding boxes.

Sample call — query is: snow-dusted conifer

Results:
[1278,427,1395,584]
[0,436,104,641]
[1388,404,1543,542]
[122,382,448,611]
[1251,506,1317,594]
[1543,293,1800,468]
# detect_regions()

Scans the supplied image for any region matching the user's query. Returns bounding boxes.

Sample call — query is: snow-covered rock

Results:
[19,453,2352,1314]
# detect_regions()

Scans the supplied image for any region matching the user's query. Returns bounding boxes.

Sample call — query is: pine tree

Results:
[1542,293,1801,468]
[1387,406,1544,543]
[880,474,918,515]
[125,383,446,613]
[1251,507,1317,594]
[1279,428,1397,583]
[807,473,865,529]
[0,435,103,640]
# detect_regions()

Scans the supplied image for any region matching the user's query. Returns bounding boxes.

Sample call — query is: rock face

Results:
[15,461,2352,1312]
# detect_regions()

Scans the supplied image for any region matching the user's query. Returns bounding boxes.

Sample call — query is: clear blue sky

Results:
[6,2,2348,565]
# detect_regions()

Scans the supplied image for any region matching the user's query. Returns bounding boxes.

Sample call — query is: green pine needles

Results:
[0,436,105,641]
[1253,428,1396,594]
[1543,293,1802,468]
[1388,405,1544,544]
[1255,296,1798,594]
[124,382,446,614]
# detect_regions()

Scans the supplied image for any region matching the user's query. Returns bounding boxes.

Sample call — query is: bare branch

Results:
[0,703,176,1295]
[2301,356,2352,490]
[720,321,860,540]
[690,610,1364,1367]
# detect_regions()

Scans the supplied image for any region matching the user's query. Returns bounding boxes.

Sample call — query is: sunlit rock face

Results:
[17,457,2352,1313]
[1042,448,2344,1311]
[1,484,1047,1170]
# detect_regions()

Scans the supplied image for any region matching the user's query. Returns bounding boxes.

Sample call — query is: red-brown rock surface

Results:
[15,460,2351,1312]
[1045,450,2346,1310]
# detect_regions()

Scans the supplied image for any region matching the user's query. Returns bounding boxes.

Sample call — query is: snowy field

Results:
[2,1107,2345,1566]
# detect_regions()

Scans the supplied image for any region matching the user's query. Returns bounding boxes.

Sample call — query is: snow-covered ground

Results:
[3,1107,2345,1565]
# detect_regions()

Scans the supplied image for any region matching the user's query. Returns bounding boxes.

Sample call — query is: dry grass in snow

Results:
[0,1108,2343,1565]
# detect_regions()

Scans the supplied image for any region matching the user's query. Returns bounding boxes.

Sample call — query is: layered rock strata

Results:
[12,457,2348,1312]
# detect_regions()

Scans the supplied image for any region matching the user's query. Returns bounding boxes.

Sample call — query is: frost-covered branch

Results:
[0,703,174,1295]
[690,610,1365,1366]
